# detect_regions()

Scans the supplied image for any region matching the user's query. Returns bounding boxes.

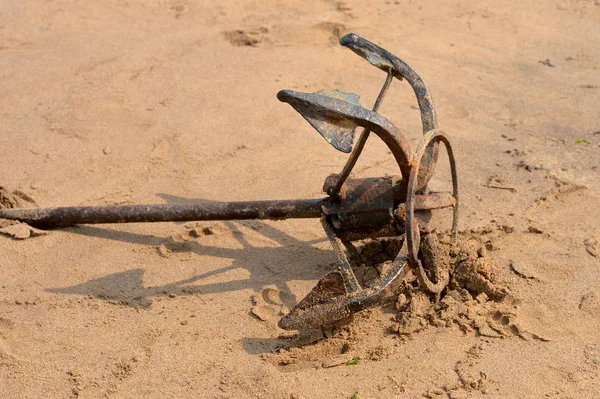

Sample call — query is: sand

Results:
[1,0,599,398]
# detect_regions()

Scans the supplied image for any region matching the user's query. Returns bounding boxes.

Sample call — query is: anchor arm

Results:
[277,89,413,180]
[340,33,440,191]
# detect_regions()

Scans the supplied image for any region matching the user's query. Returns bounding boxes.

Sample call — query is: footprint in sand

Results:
[0,317,16,361]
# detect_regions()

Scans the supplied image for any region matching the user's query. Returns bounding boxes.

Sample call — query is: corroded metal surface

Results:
[323,176,401,241]
[0,33,460,332]
[298,89,362,153]
[277,89,413,179]
[0,199,326,228]
[278,253,409,330]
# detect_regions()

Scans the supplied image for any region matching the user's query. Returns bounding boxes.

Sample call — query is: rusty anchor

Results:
[0,33,458,331]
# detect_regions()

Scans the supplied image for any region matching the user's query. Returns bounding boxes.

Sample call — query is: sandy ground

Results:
[1,0,600,398]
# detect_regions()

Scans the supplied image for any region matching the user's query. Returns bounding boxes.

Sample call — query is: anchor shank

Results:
[0,198,327,228]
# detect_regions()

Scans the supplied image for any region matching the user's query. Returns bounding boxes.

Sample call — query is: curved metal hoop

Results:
[405,129,459,293]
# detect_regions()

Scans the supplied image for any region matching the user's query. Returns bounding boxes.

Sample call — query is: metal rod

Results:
[329,69,394,197]
[321,216,361,293]
[0,192,455,229]
[0,198,327,228]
